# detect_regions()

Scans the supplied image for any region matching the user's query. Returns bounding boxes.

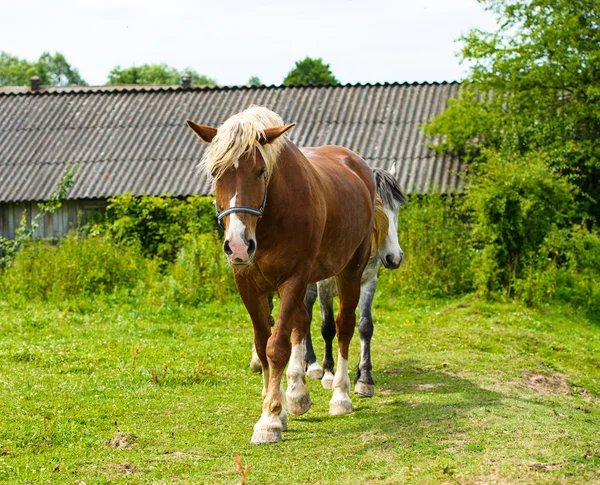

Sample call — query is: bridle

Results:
[214,175,268,230]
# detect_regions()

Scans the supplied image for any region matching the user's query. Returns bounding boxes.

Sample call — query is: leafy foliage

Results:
[426,0,600,221]
[248,75,262,86]
[157,233,236,305]
[107,63,216,85]
[425,0,600,302]
[517,224,600,313]
[0,51,86,86]
[467,152,577,294]
[283,57,338,86]
[102,194,217,262]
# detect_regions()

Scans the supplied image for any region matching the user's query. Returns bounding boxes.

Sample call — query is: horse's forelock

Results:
[199,106,288,184]
[373,167,407,209]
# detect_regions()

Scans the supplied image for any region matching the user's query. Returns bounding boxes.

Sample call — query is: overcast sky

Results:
[1,0,497,87]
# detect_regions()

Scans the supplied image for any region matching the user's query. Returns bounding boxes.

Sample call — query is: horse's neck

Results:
[269,142,305,199]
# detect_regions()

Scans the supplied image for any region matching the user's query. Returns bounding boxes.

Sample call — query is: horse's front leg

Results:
[253,277,311,444]
[235,278,286,443]
[354,278,377,397]
[250,292,275,373]
[303,283,324,380]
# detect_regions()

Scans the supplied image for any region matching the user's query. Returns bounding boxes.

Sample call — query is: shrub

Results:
[516,224,600,315]
[467,153,577,296]
[1,232,156,301]
[378,192,474,298]
[103,194,216,262]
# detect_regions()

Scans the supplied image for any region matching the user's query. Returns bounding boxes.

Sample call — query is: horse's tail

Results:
[370,195,389,258]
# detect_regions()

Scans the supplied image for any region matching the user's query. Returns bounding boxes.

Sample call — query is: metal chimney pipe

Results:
[181,73,191,89]
[30,76,40,92]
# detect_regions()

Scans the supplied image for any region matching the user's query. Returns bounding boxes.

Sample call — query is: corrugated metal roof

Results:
[0,82,463,202]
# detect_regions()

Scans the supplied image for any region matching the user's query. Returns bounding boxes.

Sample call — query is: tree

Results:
[0,51,86,86]
[426,0,600,222]
[248,75,262,86]
[107,63,216,86]
[283,57,338,86]
[424,0,600,296]
[185,69,217,86]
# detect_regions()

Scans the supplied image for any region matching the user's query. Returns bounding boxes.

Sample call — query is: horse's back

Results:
[301,146,374,189]
[301,145,375,211]
[298,145,376,282]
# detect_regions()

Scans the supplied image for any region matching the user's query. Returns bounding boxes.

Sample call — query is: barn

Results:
[0,80,462,240]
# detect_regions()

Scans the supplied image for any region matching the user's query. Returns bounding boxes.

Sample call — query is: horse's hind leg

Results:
[303,284,324,380]
[329,254,368,415]
[354,278,377,397]
[317,280,337,389]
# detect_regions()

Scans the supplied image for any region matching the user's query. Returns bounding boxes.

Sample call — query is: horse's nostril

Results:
[386,254,394,265]
[223,240,233,255]
[247,239,256,257]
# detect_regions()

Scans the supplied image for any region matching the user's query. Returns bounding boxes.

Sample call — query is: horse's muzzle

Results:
[382,250,403,270]
[224,236,256,265]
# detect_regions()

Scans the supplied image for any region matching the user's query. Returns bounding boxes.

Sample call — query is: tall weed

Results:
[1,232,156,301]
[378,193,474,297]
[156,232,236,305]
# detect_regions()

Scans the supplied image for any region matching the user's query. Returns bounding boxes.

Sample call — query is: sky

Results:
[1,0,498,87]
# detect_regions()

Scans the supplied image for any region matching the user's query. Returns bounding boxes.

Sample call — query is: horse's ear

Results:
[186,120,217,143]
[259,122,296,145]
[390,162,397,176]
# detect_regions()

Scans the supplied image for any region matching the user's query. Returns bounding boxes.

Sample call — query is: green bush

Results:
[467,153,577,296]
[102,194,216,262]
[516,225,600,315]
[0,232,156,301]
[378,193,474,297]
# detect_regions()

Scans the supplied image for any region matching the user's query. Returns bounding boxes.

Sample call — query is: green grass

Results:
[1,292,599,484]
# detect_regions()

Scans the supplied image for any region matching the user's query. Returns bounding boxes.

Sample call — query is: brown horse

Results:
[186,106,376,444]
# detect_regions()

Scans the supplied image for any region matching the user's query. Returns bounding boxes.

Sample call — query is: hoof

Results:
[251,415,283,444]
[329,397,353,415]
[354,381,374,397]
[306,362,324,380]
[280,409,288,432]
[286,393,312,416]
[321,371,334,390]
[251,427,282,444]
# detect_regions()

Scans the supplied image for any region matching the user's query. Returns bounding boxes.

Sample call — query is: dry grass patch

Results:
[108,431,135,450]
[522,371,571,395]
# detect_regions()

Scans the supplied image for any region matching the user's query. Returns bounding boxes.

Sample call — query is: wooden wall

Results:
[0,199,107,240]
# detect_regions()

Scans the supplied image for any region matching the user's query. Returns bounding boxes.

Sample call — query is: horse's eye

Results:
[258,167,266,178]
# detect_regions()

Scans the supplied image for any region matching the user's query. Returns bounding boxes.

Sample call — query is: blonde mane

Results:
[199,106,288,183]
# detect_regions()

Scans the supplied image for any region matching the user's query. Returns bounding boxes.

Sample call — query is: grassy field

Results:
[1,291,599,484]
